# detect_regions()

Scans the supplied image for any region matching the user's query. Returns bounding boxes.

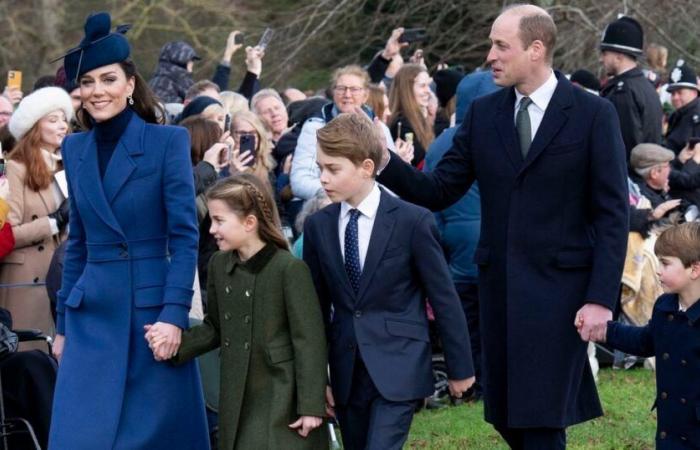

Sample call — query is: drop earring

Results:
[127,95,134,106]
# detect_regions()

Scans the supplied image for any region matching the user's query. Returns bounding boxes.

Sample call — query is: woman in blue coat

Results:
[48,12,208,449]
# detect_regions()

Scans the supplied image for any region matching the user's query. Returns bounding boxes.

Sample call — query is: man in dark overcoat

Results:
[376,5,629,449]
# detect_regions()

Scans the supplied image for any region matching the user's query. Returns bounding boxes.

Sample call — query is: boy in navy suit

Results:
[586,222,700,449]
[303,113,474,450]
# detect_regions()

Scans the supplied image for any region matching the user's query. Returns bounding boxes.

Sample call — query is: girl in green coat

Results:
[146,174,329,449]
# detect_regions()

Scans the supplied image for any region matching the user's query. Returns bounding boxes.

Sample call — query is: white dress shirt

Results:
[514,70,558,140]
[338,183,381,270]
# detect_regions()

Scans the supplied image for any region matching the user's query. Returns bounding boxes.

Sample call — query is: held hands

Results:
[448,376,476,398]
[288,416,323,438]
[144,322,182,361]
[574,303,612,342]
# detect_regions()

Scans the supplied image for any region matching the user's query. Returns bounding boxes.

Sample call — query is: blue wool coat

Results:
[607,294,700,449]
[378,73,629,428]
[48,114,208,449]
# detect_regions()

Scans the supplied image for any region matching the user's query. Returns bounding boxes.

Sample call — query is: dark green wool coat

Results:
[175,244,329,450]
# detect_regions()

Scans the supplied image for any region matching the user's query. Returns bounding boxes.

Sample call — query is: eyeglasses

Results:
[333,86,366,95]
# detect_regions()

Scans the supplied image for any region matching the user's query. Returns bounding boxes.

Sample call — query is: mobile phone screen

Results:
[257,28,274,50]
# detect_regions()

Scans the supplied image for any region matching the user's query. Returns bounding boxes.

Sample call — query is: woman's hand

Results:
[202,143,230,172]
[651,198,682,220]
[143,322,182,361]
[288,416,323,438]
[53,334,65,363]
[381,28,408,60]
[245,46,265,76]
[229,148,254,173]
[395,138,414,164]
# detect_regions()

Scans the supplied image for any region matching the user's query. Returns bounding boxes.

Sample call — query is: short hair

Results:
[220,91,250,117]
[185,80,220,102]
[505,4,557,62]
[251,88,284,114]
[330,65,370,89]
[654,222,700,267]
[316,113,383,174]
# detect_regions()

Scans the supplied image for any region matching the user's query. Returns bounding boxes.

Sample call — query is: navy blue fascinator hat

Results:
[57,12,132,84]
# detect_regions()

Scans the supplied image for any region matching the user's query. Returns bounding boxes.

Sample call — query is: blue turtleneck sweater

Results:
[94,106,133,179]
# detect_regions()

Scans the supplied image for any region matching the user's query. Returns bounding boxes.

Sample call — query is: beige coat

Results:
[0,158,64,348]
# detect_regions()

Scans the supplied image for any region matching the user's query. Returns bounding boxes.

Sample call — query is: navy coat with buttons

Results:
[303,189,474,405]
[378,72,630,428]
[48,113,209,449]
[607,294,700,449]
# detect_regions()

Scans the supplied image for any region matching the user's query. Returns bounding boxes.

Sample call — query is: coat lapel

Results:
[103,115,145,204]
[76,132,123,236]
[323,204,356,299]
[494,88,524,170]
[356,190,396,304]
[520,72,574,174]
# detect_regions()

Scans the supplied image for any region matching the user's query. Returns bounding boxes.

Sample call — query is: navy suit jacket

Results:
[303,189,473,404]
[378,72,629,428]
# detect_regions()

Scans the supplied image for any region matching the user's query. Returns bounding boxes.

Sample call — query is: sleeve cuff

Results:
[56,312,65,334]
[157,304,190,330]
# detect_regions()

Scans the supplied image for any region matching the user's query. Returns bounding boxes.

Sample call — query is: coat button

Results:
[224,313,231,320]
[348,343,355,351]
[659,431,667,439]
[225,286,231,294]
[660,392,668,400]
[681,436,688,441]
[662,352,669,360]
[681,359,687,366]
[223,339,230,347]
[245,290,251,297]
[680,398,687,404]
[120,250,129,258]
[244,342,250,350]
[119,242,128,250]
[33,277,39,283]
[354,310,362,318]
[38,245,44,252]
[667,314,674,321]
[31,215,38,220]
[244,315,251,324]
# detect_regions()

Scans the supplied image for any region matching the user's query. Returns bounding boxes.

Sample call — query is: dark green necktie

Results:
[516,97,533,158]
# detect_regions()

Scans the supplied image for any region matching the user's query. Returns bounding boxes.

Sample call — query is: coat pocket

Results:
[385,318,429,342]
[134,286,164,308]
[555,249,593,268]
[64,287,84,309]
[267,343,294,364]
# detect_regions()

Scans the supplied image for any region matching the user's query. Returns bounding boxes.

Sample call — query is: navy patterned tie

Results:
[344,209,362,294]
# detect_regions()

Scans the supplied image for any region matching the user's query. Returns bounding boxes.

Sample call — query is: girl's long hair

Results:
[77,60,164,129]
[206,173,289,251]
[180,117,222,165]
[389,64,434,151]
[8,123,54,191]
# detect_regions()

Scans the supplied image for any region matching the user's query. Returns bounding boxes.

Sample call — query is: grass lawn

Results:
[406,368,657,449]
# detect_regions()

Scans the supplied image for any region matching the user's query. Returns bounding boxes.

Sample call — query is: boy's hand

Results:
[448,377,475,398]
[144,323,181,361]
[325,385,336,418]
[288,415,323,437]
[575,303,612,342]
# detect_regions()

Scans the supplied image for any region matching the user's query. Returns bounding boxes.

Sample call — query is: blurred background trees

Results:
[1,0,698,92]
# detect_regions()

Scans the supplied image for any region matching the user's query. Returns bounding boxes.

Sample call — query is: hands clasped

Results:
[574,303,612,343]
[144,322,182,361]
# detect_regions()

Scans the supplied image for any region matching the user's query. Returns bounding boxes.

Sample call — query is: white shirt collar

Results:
[515,70,558,112]
[341,183,381,220]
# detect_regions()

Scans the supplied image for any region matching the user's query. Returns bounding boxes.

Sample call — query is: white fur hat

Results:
[9,87,74,139]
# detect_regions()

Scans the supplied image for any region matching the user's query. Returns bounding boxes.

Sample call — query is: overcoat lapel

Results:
[494,88,524,170]
[520,74,573,174]
[76,132,123,236]
[356,191,396,304]
[103,115,145,204]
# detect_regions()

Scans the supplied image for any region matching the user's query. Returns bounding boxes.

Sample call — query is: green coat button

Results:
[244,342,250,350]
[244,315,251,324]
[224,313,231,320]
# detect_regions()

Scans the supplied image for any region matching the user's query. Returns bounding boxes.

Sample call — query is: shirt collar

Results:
[515,70,558,112]
[340,183,381,220]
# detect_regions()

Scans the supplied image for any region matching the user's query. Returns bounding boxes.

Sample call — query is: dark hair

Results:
[316,113,384,175]
[206,174,289,251]
[33,75,57,92]
[654,222,700,267]
[179,117,222,165]
[77,60,164,129]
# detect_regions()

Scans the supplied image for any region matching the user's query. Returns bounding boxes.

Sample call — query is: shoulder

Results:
[5,159,26,173]
[144,123,188,139]
[383,192,432,222]
[653,293,678,313]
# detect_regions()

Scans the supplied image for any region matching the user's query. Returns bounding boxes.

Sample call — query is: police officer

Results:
[600,16,663,163]
[664,59,700,154]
